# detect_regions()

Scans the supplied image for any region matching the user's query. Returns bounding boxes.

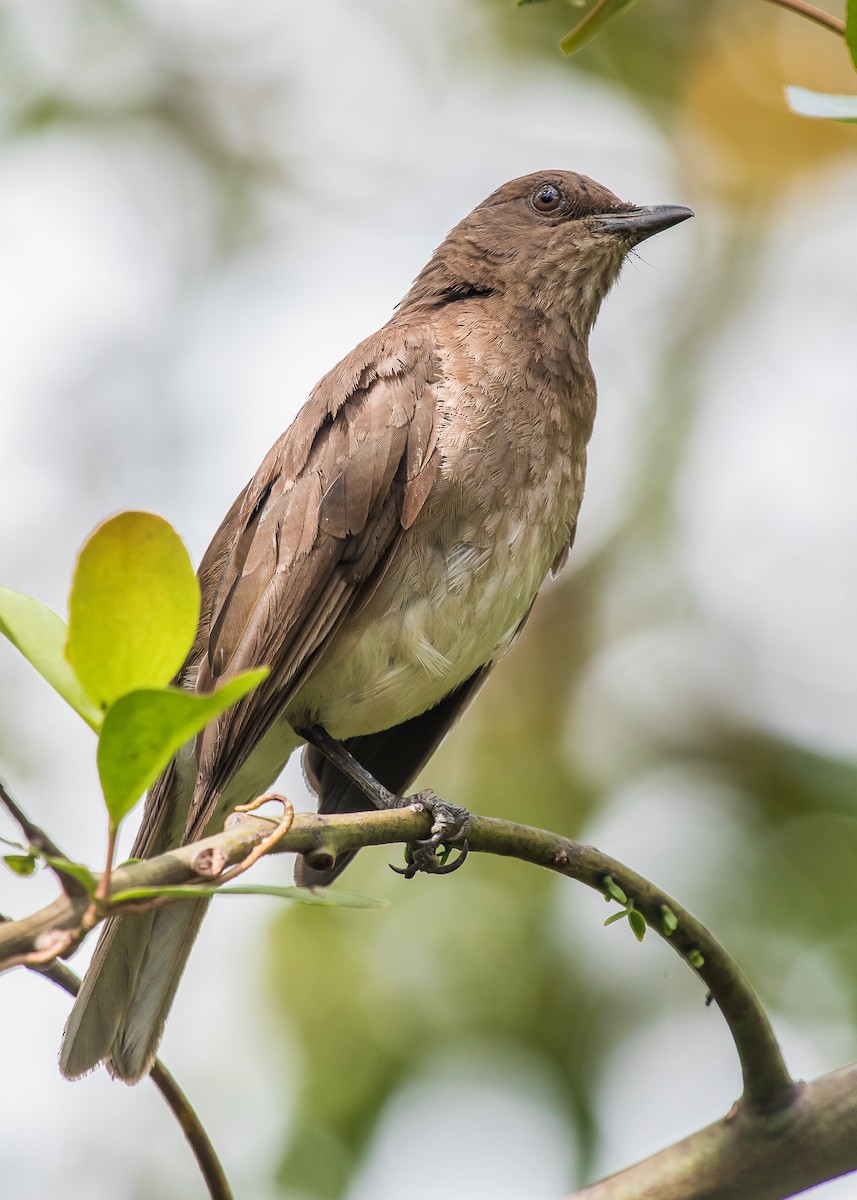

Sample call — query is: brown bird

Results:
[60,170,692,1083]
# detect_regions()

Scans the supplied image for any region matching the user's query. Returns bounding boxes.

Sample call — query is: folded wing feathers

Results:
[61,328,442,1082]
[184,328,441,836]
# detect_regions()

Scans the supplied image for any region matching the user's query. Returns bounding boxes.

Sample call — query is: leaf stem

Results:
[761,0,846,35]
[94,822,117,905]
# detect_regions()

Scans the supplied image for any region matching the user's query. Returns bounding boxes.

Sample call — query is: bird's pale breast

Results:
[292,348,588,738]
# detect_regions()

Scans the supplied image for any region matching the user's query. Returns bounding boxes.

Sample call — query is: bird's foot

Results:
[297,726,470,877]
[391,789,469,878]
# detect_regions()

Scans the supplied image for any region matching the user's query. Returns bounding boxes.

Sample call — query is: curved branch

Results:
[0,805,792,1111]
[0,777,87,898]
[148,1063,233,1200]
[5,804,857,1196]
[28,960,233,1200]
[466,816,796,1115]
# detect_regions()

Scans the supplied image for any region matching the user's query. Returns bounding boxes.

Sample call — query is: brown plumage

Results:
[60,171,691,1083]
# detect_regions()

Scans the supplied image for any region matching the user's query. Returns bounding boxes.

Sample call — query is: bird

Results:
[59,170,692,1084]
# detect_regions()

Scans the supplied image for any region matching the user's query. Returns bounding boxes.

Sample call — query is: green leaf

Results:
[785,86,857,124]
[66,512,201,710]
[661,905,678,935]
[41,855,99,894]
[688,949,705,969]
[603,875,628,905]
[109,883,388,908]
[3,853,37,877]
[515,0,551,5]
[0,588,102,731]
[560,0,641,55]
[604,910,628,926]
[848,0,857,71]
[223,885,388,908]
[628,909,647,942]
[96,671,268,826]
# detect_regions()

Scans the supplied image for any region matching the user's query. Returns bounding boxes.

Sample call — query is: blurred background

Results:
[0,0,855,1196]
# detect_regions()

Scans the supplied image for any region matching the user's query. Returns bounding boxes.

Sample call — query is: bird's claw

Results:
[388,790,470,878]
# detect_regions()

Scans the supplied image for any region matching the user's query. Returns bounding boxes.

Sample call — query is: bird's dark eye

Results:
[531,183,564,214]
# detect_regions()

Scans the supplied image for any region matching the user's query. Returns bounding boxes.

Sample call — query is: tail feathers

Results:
[59,899,208,1084]
[109,899,209,1082]
[59,910,155,1081]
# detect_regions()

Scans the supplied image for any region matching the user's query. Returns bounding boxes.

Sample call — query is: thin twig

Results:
[0,778,87,898]
[3,927,78,971]
[761,0,846,36]
[98,798,294,916]
[465,815,796,1116]
[288,738,796,1114]
[217,792,294,883]
[149,1063,234,1200]
[0,814,281,964]
[28,956,234,1200]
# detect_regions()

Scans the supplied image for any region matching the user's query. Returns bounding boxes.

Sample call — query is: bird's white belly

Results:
[294,518,557,738]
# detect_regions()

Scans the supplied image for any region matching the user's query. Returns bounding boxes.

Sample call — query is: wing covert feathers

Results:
[186,329,441,840]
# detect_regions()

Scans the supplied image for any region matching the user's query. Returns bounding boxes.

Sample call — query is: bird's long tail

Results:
[60,756,209,1084]
[59,897,209,1083]
[60,719,301,1083]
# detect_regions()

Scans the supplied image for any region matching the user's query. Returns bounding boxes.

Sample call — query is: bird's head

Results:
[401,170,692,337]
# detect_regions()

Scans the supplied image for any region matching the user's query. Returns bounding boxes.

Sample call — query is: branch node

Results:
[303,845,337,873]
[216,793,294,885]
[193,848,228,878]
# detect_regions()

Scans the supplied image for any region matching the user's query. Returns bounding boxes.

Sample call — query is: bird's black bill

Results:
[595,204,694,244]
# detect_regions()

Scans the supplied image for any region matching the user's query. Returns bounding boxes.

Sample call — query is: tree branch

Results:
[568,1064,857,1200]
[5,803,854,1197]
[29,957,233,1200]
[464,815,796,1115]
[0,777,88,898]
[0,804,793,1110]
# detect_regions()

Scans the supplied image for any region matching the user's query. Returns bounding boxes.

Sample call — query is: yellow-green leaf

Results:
[97,670,268,827]
[628,909,647,942]
[603,875,628,905]
[3,853,38,877]
[41,855,99,895]
[66,512,201,710]
[0,587,102,731]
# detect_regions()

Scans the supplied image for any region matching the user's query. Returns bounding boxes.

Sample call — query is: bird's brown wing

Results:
[179,325,442,844]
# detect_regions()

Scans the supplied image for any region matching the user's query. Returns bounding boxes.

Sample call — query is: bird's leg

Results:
[298,724,397,808]
[298,725,469,876]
